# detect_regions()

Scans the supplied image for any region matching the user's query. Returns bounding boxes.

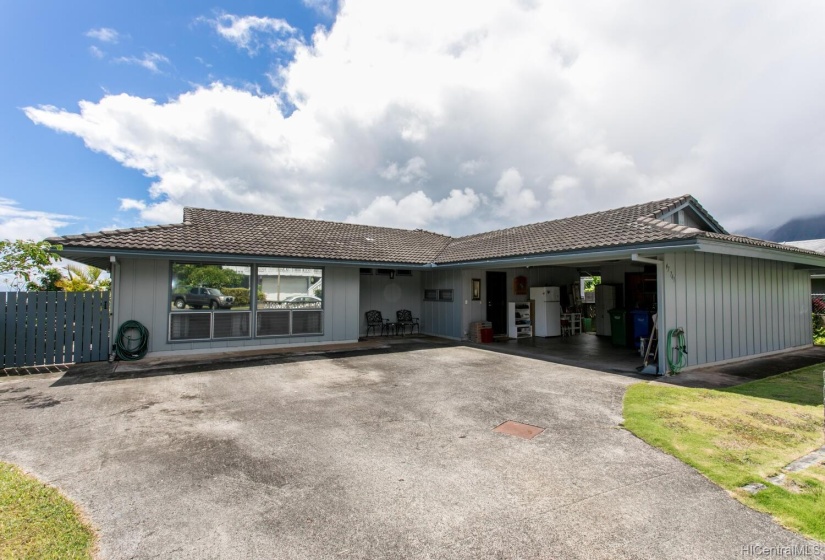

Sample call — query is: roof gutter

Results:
[631,254,661,265]
[696,239,825,268]
[53,246,437,269]
[432,240,700,269]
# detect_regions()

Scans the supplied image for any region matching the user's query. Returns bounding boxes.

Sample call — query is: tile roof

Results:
[49,208,452,265]
[434,196,700,263]
[48,195,824,265]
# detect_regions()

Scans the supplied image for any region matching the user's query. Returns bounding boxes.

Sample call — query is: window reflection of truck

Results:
[173,287,235,310]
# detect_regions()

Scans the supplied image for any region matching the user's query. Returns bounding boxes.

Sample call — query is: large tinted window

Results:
[257,267,323,309]
[170,264,253,311]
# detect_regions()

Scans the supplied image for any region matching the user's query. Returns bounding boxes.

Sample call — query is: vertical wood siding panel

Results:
[789,266,797,346]
[747,259,756,355]
[44,291,57,364]
[695,253,707,365]
[767,262,773,350]
[705,253,716,364]
[708,255,728,362]
[787,266,795,347]
[346,268,360,341]
[101,292,111,360]
[62,292,75,363]
[740,257,749,357]
[699,254,712,365]
[763,261,772,352]
[794,271,800,345]
[81,293,93,362]
[759,260,768,353]
[52,292,64,364]
[12,294,23,366]
[771,262,780,351]
[747,257,756,356]
[662,254,677,356]
[5,293,18,366]
[779,265,788,349]
[0,293,7,368]
[743,258,753,356]
[801,270,811,344]
[25,293,38,366]
[720,255,732,361]
[729,256,740,358]
[684,252,697,367]
[675,253,687,350]
[35,292,47,365]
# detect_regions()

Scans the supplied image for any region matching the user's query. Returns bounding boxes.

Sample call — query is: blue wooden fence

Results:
[0,291,110,368]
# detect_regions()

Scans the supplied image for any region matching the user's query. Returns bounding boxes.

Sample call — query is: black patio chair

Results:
[396,309,420,335]
[365,310,390,336]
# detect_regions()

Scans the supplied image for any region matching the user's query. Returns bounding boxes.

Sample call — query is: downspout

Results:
[631,254,665,375]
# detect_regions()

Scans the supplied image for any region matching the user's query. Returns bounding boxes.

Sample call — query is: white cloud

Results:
[23,0,825,235]
[458,159,484,176]
[89,45,105,59]
[203,14,301,55]
[0,198,74,241]
[86,27,120,43]
[379,157,429,184]
[115,52,170,73]
[302,0,335,18]
[347,188,479,229]
[492,168,540,217]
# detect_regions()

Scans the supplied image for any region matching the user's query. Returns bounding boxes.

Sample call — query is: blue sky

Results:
[1,1,329,236]
[2,1,825,241]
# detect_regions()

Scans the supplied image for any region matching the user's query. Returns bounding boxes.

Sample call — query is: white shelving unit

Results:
[508,302,533,339]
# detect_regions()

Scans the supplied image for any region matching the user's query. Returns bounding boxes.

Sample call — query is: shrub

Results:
[813,313,825,346]
[221,288,266,307]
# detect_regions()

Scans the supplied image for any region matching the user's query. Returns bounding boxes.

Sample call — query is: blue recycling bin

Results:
[630,309,650,349]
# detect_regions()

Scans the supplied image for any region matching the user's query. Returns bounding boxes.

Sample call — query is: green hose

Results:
[115,320,149,361]
[666,328,688,374]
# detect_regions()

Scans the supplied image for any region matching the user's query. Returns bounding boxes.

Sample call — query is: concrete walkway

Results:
[0,343,819,559]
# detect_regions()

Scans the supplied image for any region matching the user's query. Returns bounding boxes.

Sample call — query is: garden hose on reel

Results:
[115,320,149,361]
[666,328,687,374]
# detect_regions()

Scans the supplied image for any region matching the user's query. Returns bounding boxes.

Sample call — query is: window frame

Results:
[166,262,326,343]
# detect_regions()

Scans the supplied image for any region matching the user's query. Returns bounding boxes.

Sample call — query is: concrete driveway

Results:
[0,343,815,559]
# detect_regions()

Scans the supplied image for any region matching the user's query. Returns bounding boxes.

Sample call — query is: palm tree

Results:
[58,264,110,292]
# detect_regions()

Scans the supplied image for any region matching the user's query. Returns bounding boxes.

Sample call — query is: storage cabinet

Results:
[508,302,533,339]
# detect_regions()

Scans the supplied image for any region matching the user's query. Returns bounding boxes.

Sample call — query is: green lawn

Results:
[624,364,825,541]
[0,462,96,559]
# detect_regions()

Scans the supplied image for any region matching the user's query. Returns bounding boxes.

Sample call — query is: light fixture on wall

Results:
[389,270,395,280]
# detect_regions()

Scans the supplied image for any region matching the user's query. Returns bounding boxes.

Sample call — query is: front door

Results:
[486,271,507,335]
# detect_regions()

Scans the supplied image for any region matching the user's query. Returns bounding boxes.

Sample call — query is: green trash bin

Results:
[583,317,592,332]
[609,309,626,346]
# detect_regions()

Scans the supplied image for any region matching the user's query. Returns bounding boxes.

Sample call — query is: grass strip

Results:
[623,364,825,541]
[0,462,96,559]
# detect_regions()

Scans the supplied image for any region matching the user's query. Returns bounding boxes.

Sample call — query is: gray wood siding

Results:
[662,252,811,368]
[359,271,422,335]
[116,259,359,354]
[420,269,463,338]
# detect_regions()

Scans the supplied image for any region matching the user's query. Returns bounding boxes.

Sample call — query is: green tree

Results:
[27,267,64,291]
[583,276,601,292]
[58,264,110,292]
[172,264,244,290]
[0,239,61,291]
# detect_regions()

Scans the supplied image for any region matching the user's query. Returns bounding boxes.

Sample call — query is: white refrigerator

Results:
[530,286,561,337]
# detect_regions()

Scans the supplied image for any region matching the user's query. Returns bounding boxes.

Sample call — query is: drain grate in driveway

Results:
[493,420,545,440]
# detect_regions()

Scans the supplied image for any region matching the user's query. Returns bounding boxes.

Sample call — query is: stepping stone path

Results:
[740,445,825,494]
